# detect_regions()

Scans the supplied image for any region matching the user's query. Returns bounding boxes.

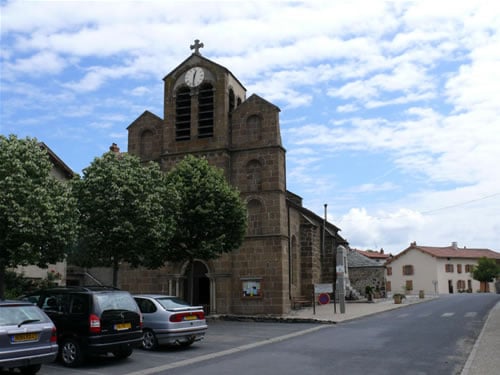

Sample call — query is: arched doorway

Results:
[183,261,210,313]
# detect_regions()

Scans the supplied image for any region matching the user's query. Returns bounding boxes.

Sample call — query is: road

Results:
[32,293,499,375]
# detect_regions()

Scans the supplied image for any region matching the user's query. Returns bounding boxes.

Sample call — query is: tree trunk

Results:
[112,259,119,288]
[0,263,5,299]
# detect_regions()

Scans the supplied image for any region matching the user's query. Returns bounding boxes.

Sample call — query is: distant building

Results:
[347,249,386,298]
[385,241,500,295]
[354,248,391,264]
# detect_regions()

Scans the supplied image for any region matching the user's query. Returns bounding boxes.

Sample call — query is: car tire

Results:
[113,345,133,359]
[19,364,42,375]
[60,338,84,367]
[142,329,158,350]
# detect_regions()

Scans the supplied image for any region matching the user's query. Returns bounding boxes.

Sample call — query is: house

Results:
[385,241,500,295]
[70,41,350,315]
[15,142,74,285]
[347,249,386,298]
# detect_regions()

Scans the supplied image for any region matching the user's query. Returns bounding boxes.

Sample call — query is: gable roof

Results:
[355,249,390,260]
[39,142,74,179]
[388,242,500,264]
[347,249,382,267]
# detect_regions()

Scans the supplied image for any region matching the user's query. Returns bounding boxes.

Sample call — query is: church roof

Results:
[126,110,162,130]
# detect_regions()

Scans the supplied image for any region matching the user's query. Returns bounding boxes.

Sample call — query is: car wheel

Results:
[19,364,42,375]
[142,329,158,350]
[113,345,133,359]
[60,338,84,367]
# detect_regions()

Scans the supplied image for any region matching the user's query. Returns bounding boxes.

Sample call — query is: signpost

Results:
[336,245,347,313]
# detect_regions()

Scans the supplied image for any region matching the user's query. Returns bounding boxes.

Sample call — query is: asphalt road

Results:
[26,293,499,375]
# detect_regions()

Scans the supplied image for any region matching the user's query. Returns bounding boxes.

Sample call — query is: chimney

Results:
[451,241,458,249]
[410,241,417,247]
[109,143,120,153]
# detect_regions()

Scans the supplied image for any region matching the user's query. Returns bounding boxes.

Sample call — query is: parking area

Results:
[33,320,325,375]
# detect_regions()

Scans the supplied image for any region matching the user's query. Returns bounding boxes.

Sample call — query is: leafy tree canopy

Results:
[165,155,247,263]
[472,257,500,283]
[71,150,178,285]
[0,134,78,298]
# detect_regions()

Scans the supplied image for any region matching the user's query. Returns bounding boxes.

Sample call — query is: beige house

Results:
[386,241,500,295]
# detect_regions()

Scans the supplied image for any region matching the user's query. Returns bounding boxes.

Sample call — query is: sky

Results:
[1,0,500,255]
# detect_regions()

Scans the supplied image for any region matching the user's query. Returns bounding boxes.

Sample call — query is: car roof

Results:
[34,286,123,293]
[133,294,177,299]
[0,299,35,306]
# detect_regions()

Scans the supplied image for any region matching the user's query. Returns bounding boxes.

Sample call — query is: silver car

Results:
[0,300,58,374]
[133,295,207,350]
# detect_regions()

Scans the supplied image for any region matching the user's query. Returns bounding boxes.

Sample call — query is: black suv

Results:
[22,286,142,367]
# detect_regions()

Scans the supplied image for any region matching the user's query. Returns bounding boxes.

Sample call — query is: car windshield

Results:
[156,297,192,309]
[0,305,48,326]
[95,292,138,312]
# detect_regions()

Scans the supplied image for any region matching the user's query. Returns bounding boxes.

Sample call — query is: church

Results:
[120,40,349,315]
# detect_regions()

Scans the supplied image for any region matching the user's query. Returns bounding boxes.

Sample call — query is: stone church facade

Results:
[119,42,348,315]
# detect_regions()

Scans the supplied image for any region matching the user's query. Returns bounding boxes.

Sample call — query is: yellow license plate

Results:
[184,315,197,321]
[114,323,131,331]
[13,333,39,342]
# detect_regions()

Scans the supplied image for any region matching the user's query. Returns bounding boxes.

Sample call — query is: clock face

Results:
[184,67,205,87]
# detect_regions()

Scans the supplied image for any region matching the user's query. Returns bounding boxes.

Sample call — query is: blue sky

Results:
[2,0,499,254]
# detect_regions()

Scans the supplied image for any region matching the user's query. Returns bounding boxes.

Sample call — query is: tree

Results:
[165,155,247,301]
[0,135,78,298]
[472,257,500,292]
[71,149,177,286]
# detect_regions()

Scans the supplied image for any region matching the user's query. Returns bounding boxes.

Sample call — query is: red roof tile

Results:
[388,244,500,263]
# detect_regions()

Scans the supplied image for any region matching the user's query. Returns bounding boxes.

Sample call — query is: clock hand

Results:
[193,71,197,85]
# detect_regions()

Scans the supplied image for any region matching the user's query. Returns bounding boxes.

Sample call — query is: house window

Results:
[387,267,392,276]
[402,265,414,275]
[457,264,462,273]
[467,280,472,290]
[198,83,214,138]
[405,280,413,292]
[465,264,474,272]
[175,87,191,140]
[386,281,392,292]
[445,264,454,273]
[457,280,466,291]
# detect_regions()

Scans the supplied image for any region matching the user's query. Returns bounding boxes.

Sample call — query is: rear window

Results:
[156,297,191,309]
[95,292,138,312]
[0,305,50,326]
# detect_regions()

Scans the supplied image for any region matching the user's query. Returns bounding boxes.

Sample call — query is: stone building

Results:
[120,41,348,315]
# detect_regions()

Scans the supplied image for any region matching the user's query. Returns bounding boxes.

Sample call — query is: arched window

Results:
[247,199,263,235]
[246,114,261,141]
[175,87,191,140]
[246,159,262,192]
[140,130,153,160]
[228,89,235,114]
[198,83,214,138]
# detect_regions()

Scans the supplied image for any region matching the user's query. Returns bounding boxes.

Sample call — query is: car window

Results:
[41,293,71,313]
[0,305,50,326]
[95,292,138,312]
[156,297,192,309]
[134,298,157,314]
[70,294,89,314]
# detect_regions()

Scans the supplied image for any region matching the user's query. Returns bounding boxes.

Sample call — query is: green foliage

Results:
[4,270,61,299]
[471,257,500,283]
[71,151,178,283]
[165,155,247,262]
[0,135,78,298]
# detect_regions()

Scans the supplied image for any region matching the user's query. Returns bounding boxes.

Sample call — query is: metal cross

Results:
[190,39,204,55]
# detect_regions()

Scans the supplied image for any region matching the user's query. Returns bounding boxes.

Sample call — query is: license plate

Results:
[114,323,131,331]
[184,315,197,321]
[12,333,39,342]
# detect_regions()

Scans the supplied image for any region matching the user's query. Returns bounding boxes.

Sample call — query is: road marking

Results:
[397,313,410,318]
[464,312,477,318]
[124,325,330,375]
[442,312,455,317]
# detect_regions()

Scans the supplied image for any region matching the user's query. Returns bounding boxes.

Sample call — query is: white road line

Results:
[124,325,330,375]
[442,312,455,317]
[464,312,477,318]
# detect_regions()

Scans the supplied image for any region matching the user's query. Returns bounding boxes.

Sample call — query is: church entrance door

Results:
[184,261,210,313]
